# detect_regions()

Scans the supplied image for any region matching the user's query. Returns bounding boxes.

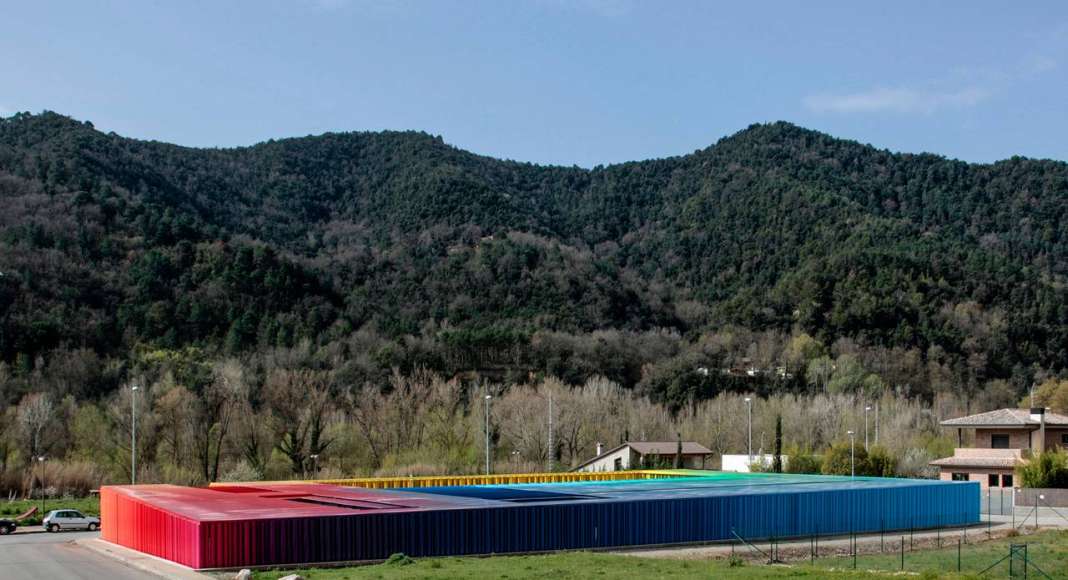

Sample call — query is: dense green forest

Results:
[1,111,1067,408]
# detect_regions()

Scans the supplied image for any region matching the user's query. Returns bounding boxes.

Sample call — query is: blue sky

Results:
[3,1,1066,166]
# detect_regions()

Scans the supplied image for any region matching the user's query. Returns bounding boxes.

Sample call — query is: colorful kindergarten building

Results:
[100,470,979,570]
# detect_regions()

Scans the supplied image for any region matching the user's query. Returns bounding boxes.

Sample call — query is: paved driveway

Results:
[0,529,153,580]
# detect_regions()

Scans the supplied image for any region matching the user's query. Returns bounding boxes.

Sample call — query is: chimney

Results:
[596,443,603,457]
[1031,407,1046,454]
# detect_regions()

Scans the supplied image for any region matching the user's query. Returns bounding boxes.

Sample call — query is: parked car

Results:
[0,518,15,534]
[42,509,99,532]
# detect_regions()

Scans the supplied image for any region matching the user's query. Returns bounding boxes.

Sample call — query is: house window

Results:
[951,473,969,481]
[613,457,622,471]
[991,434,1010,449]
[1002,474,1013,488]
[1062,433,1068,448]
[988,474,999,487]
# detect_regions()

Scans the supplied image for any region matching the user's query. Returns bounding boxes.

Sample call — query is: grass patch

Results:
[251,530,1068,580]
[810,529,1068,578]
[0,496,100,526]
[251,551,876,579]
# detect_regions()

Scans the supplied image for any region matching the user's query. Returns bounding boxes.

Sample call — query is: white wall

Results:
[721,454,788,472]
[574,446,632,472]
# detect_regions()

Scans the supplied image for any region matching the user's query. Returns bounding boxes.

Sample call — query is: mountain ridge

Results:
[1,111,1066,403]
[11,110,1068,166]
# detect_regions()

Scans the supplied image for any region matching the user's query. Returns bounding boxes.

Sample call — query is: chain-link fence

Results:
[725,516,1061,578]
[985,487,1014,516]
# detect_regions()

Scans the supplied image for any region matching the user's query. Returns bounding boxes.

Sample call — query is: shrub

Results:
[373,463,450,478]
[784,445,821,474]
[867,445,897,477]
[747,458,770,473]
[218,460,263,483]
[821,442,870,476]
[20,461,103,497]
[896,448,938,478]
[1017,449,1068,488]
[385,553,415,566]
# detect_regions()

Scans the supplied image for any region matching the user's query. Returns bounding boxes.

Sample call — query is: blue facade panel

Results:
[216,476,980,565]
[171,474,981,568]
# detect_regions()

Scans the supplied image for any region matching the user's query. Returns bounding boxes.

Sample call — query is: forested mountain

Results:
[1,111,1066,406]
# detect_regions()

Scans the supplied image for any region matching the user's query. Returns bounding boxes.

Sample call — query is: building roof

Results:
[940,408,1068,428]
[108,472,964,523]
[625,441,713,455]
[928,456,1022,469]
[572,441,712,471]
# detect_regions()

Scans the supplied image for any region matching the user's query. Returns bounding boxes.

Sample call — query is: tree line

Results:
[1,339,1041,497]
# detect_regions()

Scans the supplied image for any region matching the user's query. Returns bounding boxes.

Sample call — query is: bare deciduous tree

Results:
[17,392,53,461]
[265,368,334,476]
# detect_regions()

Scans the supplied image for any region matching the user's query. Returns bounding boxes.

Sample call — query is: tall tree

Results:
[772,414,783,473]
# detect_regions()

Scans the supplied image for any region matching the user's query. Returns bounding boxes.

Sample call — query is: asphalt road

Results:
[0,529,154,580]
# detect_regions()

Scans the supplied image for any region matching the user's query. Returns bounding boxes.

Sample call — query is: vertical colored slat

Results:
[103,477,979,569]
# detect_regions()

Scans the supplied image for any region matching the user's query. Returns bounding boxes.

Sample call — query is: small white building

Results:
[572,441,712,472]
[721,454,789,473]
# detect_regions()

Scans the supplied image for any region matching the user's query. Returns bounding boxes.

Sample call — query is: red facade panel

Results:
[100,486,202,568]
[100,477,979,571]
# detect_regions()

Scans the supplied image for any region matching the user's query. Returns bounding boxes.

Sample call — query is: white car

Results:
[43,509,100,532]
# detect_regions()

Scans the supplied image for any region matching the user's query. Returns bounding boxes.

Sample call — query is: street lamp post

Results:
[511,450,520,471]
[310,454,320,475]
[874,401,879,445]
[37,456,46,516]
[864,406,872,451]
[484,394,493,475]
[547,392,554,473]
[744,397,753,464]
[847,430,856,477]
[131,384,139,485]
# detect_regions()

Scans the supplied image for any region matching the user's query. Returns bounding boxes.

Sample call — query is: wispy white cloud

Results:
[804,86,990,115]
[535,0,633,18]
[301,0,351,11]
[1022,54,1057,76]
[806,44,1062,116]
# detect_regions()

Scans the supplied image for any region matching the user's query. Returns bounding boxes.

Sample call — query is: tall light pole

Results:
[310,454,320,476]
[847,430,856,477]
[874,401,879,445]
[864,405,871,451]
[131,383,139,485]
[547,391,554,473]
[484,394,493,475]
[744,397,753,463]
[37,456,46,516]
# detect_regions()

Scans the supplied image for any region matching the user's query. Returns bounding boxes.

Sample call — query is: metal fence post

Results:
[1035,494,1039,530]
[852,531,857,570]
[880,518,884,552]
[957,538,961,572]
[900,535,904,570]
